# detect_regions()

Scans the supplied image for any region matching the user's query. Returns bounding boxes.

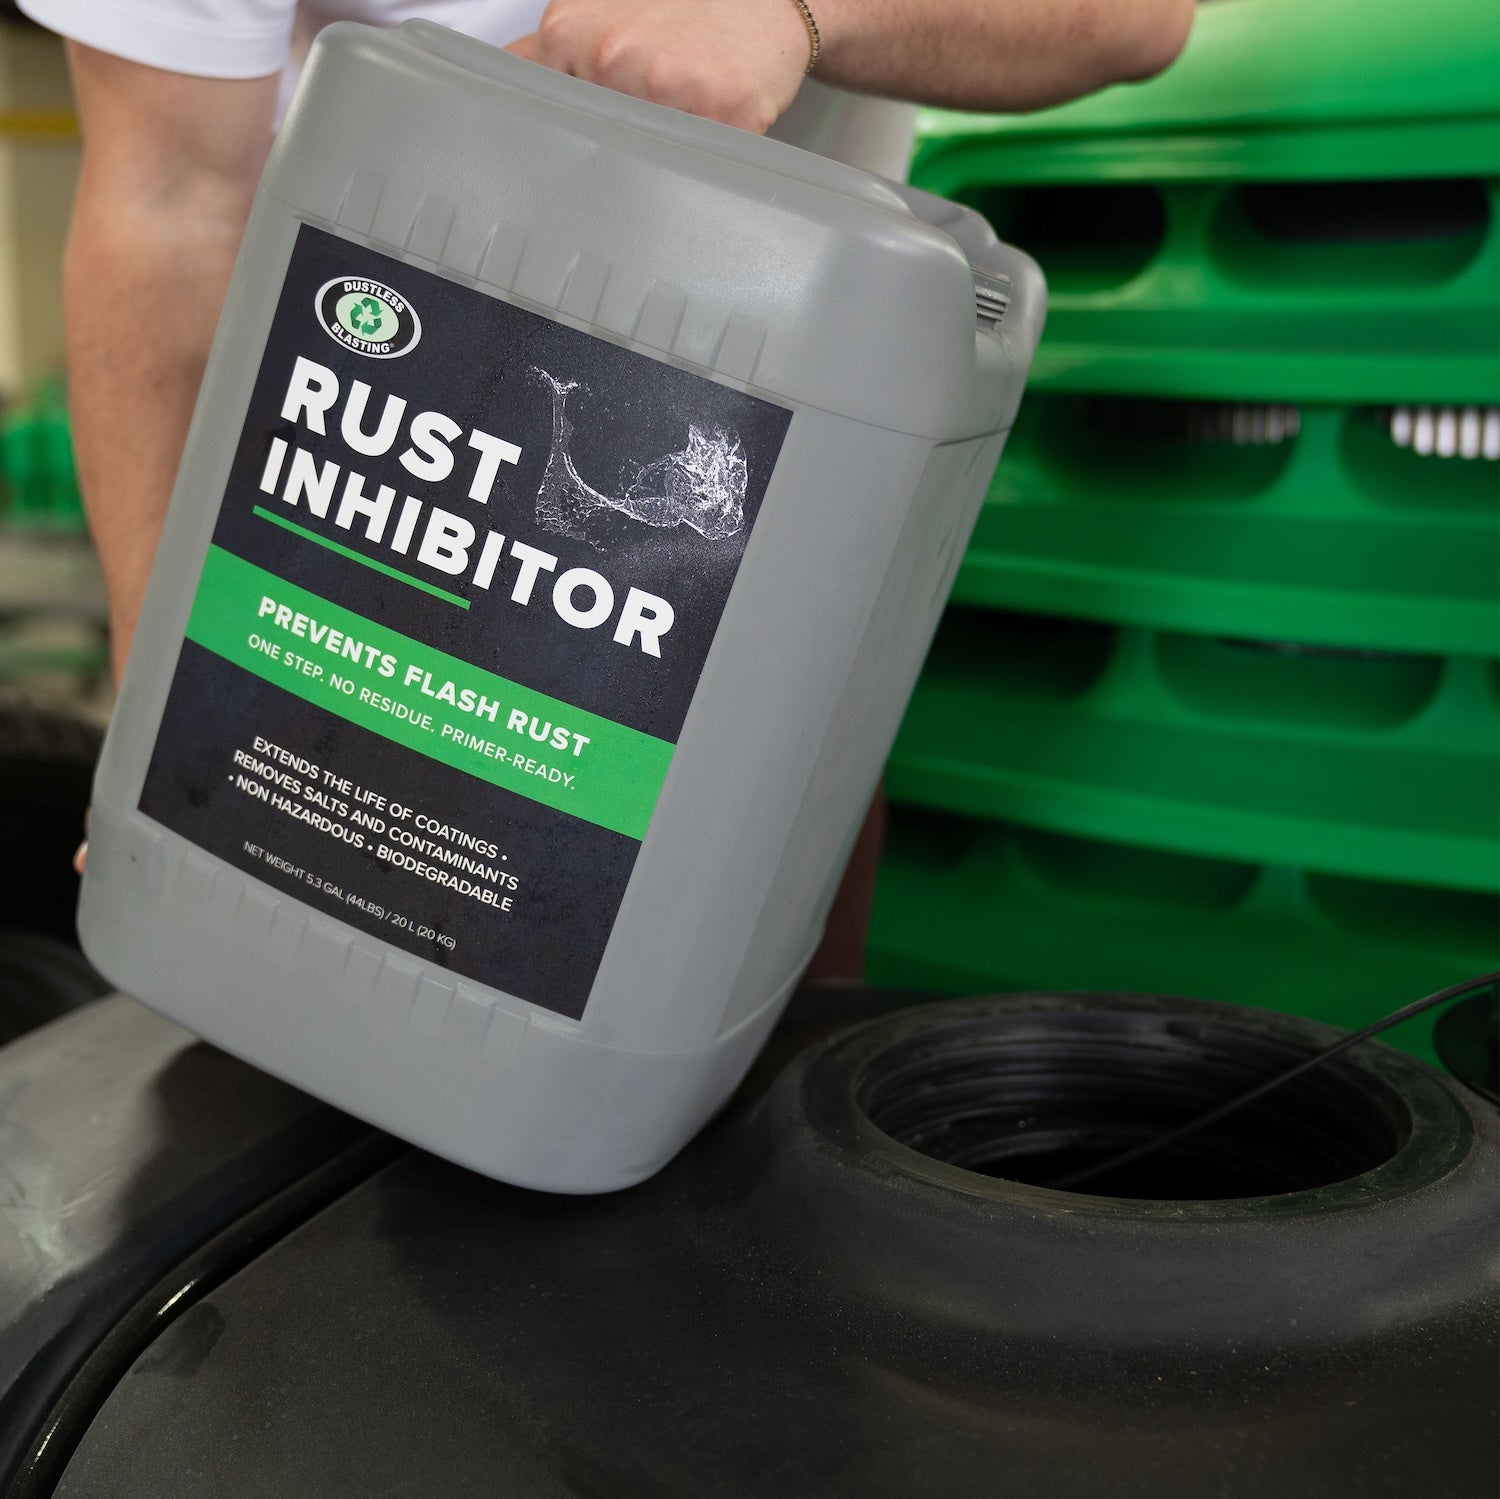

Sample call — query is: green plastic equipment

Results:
[889,609,1499,895]
[911,0,1500,404]
[953,397,1500,658]
[872,0,1500,1059]
[0,381,85,530]
[0,382,108,690]
[868,809,1500,1068]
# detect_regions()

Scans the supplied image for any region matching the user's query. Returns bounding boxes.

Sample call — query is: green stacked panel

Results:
[956,396,1499,656]
[871,0,1500,1050]
[874,812,1494,1067]
[890,609,1497,893]
[911,177,1496,404]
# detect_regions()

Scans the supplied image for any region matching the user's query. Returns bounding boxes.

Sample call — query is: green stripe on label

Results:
[252,506,471,609]
[186,545,675,840]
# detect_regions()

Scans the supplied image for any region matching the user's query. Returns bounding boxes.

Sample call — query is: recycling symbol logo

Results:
[349,297,385,337]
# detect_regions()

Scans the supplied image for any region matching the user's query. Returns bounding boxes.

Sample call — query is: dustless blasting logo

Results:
[316,277,421,359]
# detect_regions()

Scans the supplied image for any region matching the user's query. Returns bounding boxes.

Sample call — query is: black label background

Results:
[214,226,791,739]
[139,227,791,1019]
[145,642,638,1019]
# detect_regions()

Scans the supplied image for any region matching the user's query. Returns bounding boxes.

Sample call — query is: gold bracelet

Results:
[788,0,821,74]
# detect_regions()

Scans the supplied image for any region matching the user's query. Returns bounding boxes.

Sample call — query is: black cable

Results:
[1045,971,1500,1193]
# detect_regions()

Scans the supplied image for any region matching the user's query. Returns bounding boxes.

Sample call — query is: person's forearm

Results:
[65,193,247,678]
[814,0,1196,111]
[512,0,1194,134]
[63,47,274,679]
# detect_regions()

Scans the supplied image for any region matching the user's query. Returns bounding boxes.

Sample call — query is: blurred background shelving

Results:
[0,9,105,708]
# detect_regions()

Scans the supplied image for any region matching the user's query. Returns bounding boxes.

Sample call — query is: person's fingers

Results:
[518,0,805,133]
[504,32,538,62]
[74,840,88,875]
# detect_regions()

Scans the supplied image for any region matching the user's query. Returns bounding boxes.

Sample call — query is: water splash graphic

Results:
[532,368,747,544]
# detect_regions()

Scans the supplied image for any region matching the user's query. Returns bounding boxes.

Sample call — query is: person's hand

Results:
[506,0,815,134]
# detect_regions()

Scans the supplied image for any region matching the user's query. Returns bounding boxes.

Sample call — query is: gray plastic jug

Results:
[77,20,1044,1192]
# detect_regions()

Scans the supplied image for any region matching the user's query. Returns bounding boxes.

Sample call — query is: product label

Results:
[140,225,791,1019]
